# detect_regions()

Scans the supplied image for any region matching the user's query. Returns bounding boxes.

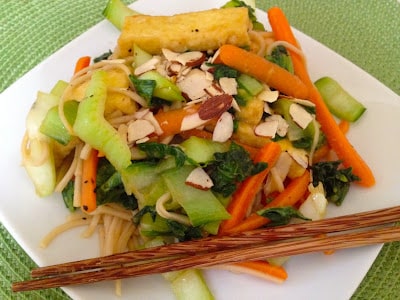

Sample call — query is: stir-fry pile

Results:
[20,0,374,298]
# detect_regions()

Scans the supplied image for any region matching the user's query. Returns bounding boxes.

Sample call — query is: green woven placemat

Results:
[1,0,399,299]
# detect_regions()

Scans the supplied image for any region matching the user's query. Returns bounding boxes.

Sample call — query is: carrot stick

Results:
[267,7,375,187]
[225,169,310,234]
[216,44,309,99]
[338,119,350,134]
[74,56,91,74]
[222,260,287,283]
[154,104,202,138]
[218,142,281,235]
[80,149,99,213]
[179,128,213,140]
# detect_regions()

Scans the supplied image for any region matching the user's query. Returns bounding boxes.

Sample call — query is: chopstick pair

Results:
[12,205,400,292]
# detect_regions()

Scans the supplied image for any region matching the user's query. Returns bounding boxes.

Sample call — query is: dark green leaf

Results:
[129,75,156,104]
[137,142,190,168]
[93,50,113,63]
[257,206,310,226]
[222,0,265,31]
[206,142,267,197]
[166,220,203,242]
[211,64,239,81]
[133,206,157,225]
[61,180,76,212]
[266,45,294,73]
[311,160,359,206]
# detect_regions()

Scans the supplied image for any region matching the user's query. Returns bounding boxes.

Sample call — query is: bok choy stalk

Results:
[22,91,60,197]
[73,70,131,172]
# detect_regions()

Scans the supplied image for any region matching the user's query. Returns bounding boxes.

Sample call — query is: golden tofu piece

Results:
[65,69,136,115]
[116,7,251,57]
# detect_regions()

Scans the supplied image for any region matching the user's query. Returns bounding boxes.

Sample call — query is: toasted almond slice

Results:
[287,148,308,169]
[162,48,180,61]
[258,90,279,103]
[175,51,206,67]
[254,120,279,138]
[185,167,214,190]
[176,69,212,100]
[267,114,289,137]
[219,77,238,95]
[142,111,164,136]
[213,111,234,142]
[180,112,209,131]
[289,103,313,129]
[198,94,233,120]
[133,56,161,76]
[127,119,155,143]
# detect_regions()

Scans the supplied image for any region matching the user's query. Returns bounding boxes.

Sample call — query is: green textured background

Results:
[1,0,399,299]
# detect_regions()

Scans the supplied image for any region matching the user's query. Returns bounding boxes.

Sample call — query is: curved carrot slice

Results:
[217,44,309,99]
[218,142,281,235]
[267,7,375,187]
[225,169,310,234]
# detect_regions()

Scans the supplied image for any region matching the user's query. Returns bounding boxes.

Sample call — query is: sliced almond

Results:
[185,167,214,190]
[258,90,279,103]
[142,111,164,136]
[219,77,238,95]
[162,48,180,61]
[127,119,155,143]
[205,82,224,97]
[287,148,309,169]
[267,114,289,137]
[254,120,279,138]
[133,56,161,76]
[198,94,233,120]
[176,69,212,100]
[175,51,206,67]
[213,111,234,142]
[180,112,209,131]
[289,103,313,129]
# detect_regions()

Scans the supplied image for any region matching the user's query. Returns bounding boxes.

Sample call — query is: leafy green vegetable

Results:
[311,160,359,206]
[222,0,265,30]
[95,158,138,210]
[133,205,157,225]
[167,220,203,242]
[266,45,294,73]
[129,75,156,104]
[211,64,239,80]
[206,142,267,197]
[133,206,203,241]
[137,142,194,168]
[257,206,310,226]
[93,50,113,63]
[61,180,76,212]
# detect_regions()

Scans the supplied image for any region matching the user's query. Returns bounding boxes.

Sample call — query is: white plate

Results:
[1,0,399,299]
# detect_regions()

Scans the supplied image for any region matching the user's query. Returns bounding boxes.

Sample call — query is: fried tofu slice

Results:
[116,7,251,57]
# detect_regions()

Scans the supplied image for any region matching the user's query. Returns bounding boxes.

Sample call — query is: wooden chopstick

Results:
[12,205,400,292]
[31,205,400,278]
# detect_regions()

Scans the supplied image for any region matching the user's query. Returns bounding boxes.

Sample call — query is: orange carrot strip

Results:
[224,260,288,283]
[216,44,309,99]
[338,119,350,134]
[179,128,213,140]
[80,149,99,213]
[267,7,375,187]
[312,143,330,163]
[154,104,202,138]
[218,142,281,235]
[74,56,91,74]
[226,169,310,234]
